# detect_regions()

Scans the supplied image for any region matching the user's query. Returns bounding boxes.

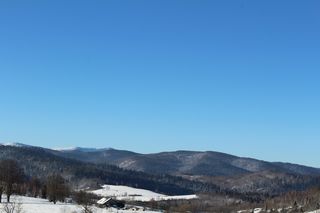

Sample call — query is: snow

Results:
[237,209,262,213]
[253,208,262,213]
[0,195,160,213]
[238,208,320,213]
[91,184,198,202]
[52,147,110,152]
[1,194,318,213]
[0,142,31,147]
[97,197,112,205]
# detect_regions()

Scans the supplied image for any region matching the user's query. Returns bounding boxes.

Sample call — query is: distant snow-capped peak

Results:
[52,147,111,152]
[52,146,111,152]
[0,142,31,147]
[0,142,110,152]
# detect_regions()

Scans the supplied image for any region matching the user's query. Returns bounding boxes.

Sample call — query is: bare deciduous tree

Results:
[0,160,24,203]
[0,185,3,203]
[0,198,24,213]
[29,177,41,198]
[46,174,69,204]
[74,190,94,213]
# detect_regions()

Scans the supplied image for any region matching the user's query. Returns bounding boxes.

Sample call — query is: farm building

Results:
[97,197,125,209]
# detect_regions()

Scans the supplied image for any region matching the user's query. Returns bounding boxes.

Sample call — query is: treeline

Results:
[263,186,320,212]
[131,187,320,213]
[199,170,320,197]
[0,158,101,213]
[0,159,70,204]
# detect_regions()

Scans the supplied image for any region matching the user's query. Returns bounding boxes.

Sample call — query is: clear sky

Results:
[0,1,320,167]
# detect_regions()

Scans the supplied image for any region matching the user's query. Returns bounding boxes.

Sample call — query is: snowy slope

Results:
[52,147,111,152]
[0,196,160,213]
[0,142,31,147]
[91,184,198,201]
[238,208,320,213]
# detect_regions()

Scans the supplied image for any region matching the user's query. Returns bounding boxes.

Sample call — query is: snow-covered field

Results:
[91,184,198,202]
[238,207,320,213]
[1,194,319,213]
[0,196,160,213]
[0,185,197,213]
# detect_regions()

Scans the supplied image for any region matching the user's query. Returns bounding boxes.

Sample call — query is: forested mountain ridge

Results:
[50,147,320,176]
[0,145,214,195]
[1,143,320,199]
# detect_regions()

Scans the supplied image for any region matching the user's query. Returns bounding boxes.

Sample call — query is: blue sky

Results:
[0,1,320,166]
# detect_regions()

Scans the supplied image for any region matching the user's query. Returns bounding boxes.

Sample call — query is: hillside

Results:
[0,145,217,196]
[1,143,320,199]
[198,170,320,195]
[52,147,320,176]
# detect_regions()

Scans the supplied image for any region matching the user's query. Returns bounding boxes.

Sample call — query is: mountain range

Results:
[49,146,320,177]
[1,143,320,197]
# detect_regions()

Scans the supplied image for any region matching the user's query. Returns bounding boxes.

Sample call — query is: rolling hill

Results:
[51,147,320,176]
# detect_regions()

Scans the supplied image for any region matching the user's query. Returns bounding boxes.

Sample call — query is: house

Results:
[97,197,125,209]
[64,198,73,203]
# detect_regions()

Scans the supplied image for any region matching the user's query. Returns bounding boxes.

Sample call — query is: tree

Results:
[74,190,95,213]
[28,177,41,198]
[0,160,24,203]
[41,184,47,199]
[0,197,23,213]
[0,184,3,203]
[46,174,69,204]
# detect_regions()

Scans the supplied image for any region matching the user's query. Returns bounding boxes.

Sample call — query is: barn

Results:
[97,197,125,209]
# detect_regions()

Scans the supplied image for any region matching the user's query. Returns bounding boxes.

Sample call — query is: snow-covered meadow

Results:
[0,185,197,213]
[0,193,319,213]
[0,196,160,213]
[238,207,320,213]
[308,210,320,213]
[91,184,198,202]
